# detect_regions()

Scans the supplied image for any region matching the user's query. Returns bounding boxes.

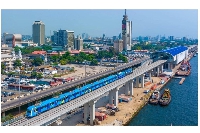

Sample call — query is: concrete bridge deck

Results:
[8,59,166,126]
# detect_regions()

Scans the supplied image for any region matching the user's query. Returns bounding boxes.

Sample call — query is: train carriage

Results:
[56,94,66,105]
[63,92,70,102]
[91,81,99,91]
[72,88,81,98]
[26,105,37,118]
[67,91,75,101]
[80,86,86,96]
[25,68,133,118]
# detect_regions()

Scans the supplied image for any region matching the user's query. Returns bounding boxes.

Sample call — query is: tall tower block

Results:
[122,9,132,51]
[32,21,45,45]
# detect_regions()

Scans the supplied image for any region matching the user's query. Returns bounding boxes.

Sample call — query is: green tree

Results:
[14,46,21,53]
[62,51,70,58]
[31,71,37,78]
[90,59,98,66]
[50,55,60,63]
[1,63,6,74]
[76,56,84,63]
[109,47,115,56]
[32,57,43,66]
[79,52,87,59]
[7,72,16,77]
[60,59,67,65]
[13,59,22,68]
[68,56,76,63]
[86,54,95,61]
[36,73,43,79]
[41,45,52,51]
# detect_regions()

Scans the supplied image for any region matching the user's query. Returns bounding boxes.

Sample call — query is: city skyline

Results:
[1,9,198,39]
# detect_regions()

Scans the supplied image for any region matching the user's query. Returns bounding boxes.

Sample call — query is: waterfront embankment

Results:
[97,53,195,126]
[73,52,196,126]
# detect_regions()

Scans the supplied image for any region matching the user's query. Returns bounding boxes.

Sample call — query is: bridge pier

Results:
[109,90,114,104]
[129,80,133,96]
[168,63,171,70]
[2,112,5,117]
[113,87,119,107]
[140,74,145,88]
[157,66,160,77]
[125,82,129,95]
[160,64,163,73]
[154,67,157,76]
[136,76,139,88]
[83,103,89,124]
[149,70,152,81]
[89,100,96,126]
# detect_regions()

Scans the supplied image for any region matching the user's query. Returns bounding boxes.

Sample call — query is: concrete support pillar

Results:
[129,80,134,96]
[125,82,129,95]
[154,67,157,76]
[89,100,96,126]
[168,63,171,70]
[2,112,5,117]
[136,76,139,88]
[141,74,144,88]
[109,90,113,104]
[83,103,89,124]
[149,70,152,80]
[160,64,163,73]
[113,87,119,107]
[157,66,160,77]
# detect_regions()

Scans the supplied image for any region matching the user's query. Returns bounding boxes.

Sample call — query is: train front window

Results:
[27,110,31,114]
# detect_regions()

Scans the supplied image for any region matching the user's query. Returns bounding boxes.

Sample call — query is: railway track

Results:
[2,57,150,113]
[7,60,166,126]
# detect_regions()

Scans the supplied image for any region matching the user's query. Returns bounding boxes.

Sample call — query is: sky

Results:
[0,1,200,133]
[1,8,198,39]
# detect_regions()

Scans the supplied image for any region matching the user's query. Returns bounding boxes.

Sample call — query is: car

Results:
[3,78,10,81]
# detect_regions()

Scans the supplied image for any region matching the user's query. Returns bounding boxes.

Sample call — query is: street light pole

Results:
[116,55,118,67]
[19,69,21,114]
[84,60,86,85]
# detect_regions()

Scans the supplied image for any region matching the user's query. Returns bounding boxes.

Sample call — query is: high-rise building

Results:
[113,36,118,42]
[114,39,123,53]
[53,30,75,51]
[169,36,174,41]
[3,33,22,47]
[118,33,122,39]
[32,21,45,45]
[122,9,132,51]
[82,33,89,39]
[74,35,83,50]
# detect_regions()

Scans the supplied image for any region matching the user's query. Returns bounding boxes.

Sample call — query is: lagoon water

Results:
[128,56,198,126]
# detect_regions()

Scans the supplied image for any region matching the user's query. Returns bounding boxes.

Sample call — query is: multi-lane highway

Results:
[1,57,150,112]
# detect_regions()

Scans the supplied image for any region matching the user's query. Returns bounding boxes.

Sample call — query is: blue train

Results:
[25,68,133,118]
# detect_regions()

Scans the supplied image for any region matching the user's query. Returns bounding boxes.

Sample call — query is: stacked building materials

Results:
[150,84,157,90]
[95,112,107,121]
[106,104,116,110]
[144,81,151,86]
[118,94,132,102]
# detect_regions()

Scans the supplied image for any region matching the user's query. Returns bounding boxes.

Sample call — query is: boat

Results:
[193,54,197,57]
[175,59,191,76]
[159,89,171,106]
[149,90,160,104]
[173,76,183,79]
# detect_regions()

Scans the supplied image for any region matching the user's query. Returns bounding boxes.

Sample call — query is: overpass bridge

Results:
[1,57,150,113]
[8,59,166,126]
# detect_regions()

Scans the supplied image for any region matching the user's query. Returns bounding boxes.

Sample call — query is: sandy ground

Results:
[60,64,114,79]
